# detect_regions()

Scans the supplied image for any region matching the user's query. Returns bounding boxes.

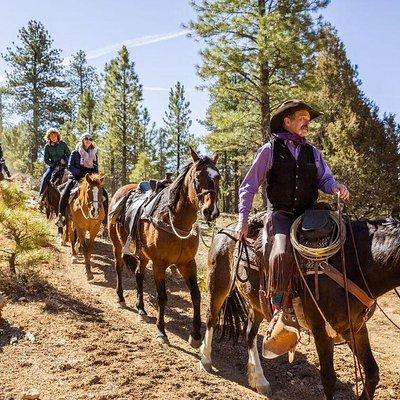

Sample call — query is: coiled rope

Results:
[290,211,345,261]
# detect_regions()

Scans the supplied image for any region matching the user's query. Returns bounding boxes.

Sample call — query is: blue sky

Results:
[0,0,399,136]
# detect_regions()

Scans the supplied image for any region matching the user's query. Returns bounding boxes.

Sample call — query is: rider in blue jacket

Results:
[56,133,108,227]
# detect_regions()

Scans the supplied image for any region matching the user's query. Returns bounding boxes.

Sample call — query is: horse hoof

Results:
[188,335,202,349]
[256,384,272,397]
[199,359,212,373]
[86,272,94,281]
[137,310,148,322]
[117,301,127,309]
[71,256,78,264]
[156,332,169,345]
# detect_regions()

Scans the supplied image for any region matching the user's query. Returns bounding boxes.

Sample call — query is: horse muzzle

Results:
[202,204,220,222]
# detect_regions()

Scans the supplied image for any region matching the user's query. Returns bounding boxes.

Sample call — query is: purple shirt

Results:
[238,136,337,224]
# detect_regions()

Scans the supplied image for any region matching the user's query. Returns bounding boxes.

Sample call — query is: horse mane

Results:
[353,217,400,269]
[167,156,216,210]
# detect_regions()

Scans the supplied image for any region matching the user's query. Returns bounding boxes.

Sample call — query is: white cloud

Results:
[143,86,170,92]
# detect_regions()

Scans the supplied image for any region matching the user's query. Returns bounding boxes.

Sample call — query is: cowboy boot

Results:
[262,307,300,359]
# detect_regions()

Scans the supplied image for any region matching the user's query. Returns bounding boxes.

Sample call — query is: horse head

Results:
[83,173,105,219]
[188,147,220,222]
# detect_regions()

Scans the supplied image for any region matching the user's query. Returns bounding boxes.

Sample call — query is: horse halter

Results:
[192,164,220,206]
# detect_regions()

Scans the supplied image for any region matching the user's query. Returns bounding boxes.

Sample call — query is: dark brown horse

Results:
[42,166,68,218]
[199,216,400,399]
[109,148,220,346]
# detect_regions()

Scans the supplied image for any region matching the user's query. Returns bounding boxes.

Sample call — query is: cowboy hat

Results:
[270,100,323,133]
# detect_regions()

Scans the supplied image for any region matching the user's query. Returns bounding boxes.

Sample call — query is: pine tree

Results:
[2,20,67,171]
[189,0,329,210]
[67,50,98,109]
[163,82,193,173]
[301,25,400,217]
[101,46,143,190]
[76,89,99,137]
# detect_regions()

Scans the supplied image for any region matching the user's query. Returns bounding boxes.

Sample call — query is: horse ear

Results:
[211,151,219,164]
[85,173,91,183]
[99,175,105,184]
[189,146,200,162]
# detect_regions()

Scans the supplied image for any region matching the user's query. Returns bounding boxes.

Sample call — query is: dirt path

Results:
[0,223,399,400]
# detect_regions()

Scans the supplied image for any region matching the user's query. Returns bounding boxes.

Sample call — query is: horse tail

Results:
[217,287,248,344]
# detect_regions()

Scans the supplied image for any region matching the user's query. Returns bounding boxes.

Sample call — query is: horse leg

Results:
[313,327,336,400]
[123,254,148,319]
[347,326,379,400]
[84,229,98,281]
[70,224,79,264]
[178,259,201,349]
[153,262,169,344]
[247,308,271,396]
[110,223,126,307]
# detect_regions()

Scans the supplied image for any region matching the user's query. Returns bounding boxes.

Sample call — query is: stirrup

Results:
[262,308,300,359]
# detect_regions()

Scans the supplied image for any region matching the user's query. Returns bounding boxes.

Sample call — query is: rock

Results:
[18,297,28,302]
[21,389,40,399]
[10,336,19,345]
[25,332,35,342]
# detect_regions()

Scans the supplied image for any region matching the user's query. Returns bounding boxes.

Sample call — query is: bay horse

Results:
[199,215,400,399]
[67,173,106,280]
[109,148,220,346]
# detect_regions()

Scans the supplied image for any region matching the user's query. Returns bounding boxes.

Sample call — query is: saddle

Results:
[109,177,172,254]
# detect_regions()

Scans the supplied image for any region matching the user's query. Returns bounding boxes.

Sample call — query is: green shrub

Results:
[0,182,52,274]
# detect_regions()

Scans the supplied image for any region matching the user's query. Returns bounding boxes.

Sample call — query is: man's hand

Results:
[235,221,249,241]
[60,159,66,165]
[332,183,349,201]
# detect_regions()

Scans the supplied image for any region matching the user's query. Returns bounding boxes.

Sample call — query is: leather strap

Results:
[320,261,375,309]
[142,216,195,237]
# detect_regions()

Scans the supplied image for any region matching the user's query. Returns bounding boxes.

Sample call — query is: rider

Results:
[39,128,70,200]
[235,100,349,357]
[56,133,108,227]
[0,141,11,178]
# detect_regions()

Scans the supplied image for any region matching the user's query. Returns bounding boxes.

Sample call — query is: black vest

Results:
[266,138,318,214]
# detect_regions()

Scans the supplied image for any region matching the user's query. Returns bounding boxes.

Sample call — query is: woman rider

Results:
[56,133,108,227]
[39,128,70,200]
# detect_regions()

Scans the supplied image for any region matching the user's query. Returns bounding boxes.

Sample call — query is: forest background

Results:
[1,0,399,218]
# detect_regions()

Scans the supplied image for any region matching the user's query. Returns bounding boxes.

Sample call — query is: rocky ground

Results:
[0,210,399,400]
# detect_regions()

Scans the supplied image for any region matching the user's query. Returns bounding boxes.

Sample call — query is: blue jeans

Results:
[39,167,55,194]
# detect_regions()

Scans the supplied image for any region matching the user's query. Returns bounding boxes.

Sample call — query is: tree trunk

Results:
[258,0,271,208]
[9,253,16,275]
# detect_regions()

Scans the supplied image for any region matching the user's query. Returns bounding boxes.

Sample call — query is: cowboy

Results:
[236,100,349,358]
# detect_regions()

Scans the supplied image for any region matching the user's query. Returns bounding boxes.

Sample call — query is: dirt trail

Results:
[0,220,399,400]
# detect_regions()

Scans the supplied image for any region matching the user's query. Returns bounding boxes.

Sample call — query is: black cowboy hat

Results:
[270,99,323,133]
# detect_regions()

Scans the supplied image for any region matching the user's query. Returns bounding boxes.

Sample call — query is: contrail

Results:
[86,30,189,61]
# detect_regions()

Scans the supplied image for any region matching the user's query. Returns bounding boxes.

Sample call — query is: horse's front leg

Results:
[247,308,271,396]
[178,259,201,348]
[347,325,379,400]
[153,261,169,344]
[313,326,336,400]
[84,227,99,281]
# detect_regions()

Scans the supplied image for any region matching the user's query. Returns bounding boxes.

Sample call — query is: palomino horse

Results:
[67,173,106,280]
[109,148,220,346]
[199,216,400,399]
